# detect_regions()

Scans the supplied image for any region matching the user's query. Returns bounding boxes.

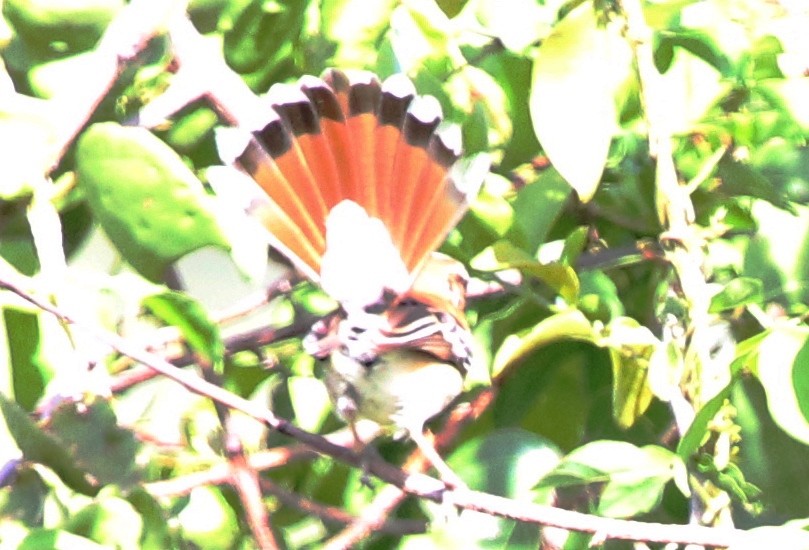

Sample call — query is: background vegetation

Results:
[2,0,809,548]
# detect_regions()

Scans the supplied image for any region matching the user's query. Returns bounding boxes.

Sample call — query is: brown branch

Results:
[260,478,426,536]
[44,0,186,171]
[0,248,757,549]
[323,484,411,550]
[225,435,278,550]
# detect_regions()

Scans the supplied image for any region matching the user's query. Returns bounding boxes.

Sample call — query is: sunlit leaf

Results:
[0,394,95,494]
[511,168,572,253]
[27,52,97,99]
[288,376,331,432]
[709,277,764,313]
[492,309,594,378]
[0,110,55,199]
[143,291,224,372]
[746,201,809,306]
[323,0,397,68]
[64,496,143,550]
[538,441,682,518]
[596,317,659,428]
[177,486,240,549]
[18,529,107,550]
[75,123,229,282]
[441,429,561,548]
[3,0,123,56]
[755,324,809,444]
[530,4,631,201]
[471,240,580,304]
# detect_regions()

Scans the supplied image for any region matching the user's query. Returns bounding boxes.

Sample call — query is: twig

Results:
[46,0,187,171]
[0,252,757,549]
[146,443,328,498]
[619,0,733,528]
[260,478,426,536]
[323,484,411,550]
[225,434,278,550]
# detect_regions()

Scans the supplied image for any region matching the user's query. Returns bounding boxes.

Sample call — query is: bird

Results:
[217,68,489,486]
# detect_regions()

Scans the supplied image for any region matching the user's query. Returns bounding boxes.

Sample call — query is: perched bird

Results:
[218,68,489,484]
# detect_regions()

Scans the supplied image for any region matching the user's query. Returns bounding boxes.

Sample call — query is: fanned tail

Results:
[224,68,487,300]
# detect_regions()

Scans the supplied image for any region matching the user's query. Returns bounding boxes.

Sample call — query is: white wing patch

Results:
[320,200,410,310]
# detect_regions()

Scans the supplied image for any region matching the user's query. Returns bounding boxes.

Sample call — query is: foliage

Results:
[2,0,809,548]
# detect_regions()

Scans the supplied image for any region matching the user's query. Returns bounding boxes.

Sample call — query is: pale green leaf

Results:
[597,317,660,428]
[75,123,229,283]
[539,441,681,518]
[530,4,631,201]
[492,309,594,378]
[755,324,809,444]
[177,486,240,549]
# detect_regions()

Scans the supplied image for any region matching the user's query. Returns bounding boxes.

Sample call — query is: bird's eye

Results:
[359,357,378,368]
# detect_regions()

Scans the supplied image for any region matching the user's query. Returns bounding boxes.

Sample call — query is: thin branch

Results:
[45,0,187,171]
[0,248,757,550]
[618,0,735,528]
[260,478,426,536]
[225,435,278,550]
[146,444,323,498]
[323,484,410,550]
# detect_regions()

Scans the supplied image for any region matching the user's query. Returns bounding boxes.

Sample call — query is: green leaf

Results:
[3,309,47,411]
[538,441,682,518]
[142,291,224,371]
[126,488,173,549]
[451,429,562,496]
[287,375,330,432]
[755,324,809,444]
[0,466,48,525]
[389,0,465,75]
[75,123,229,282]
[530,4,631,201]
[27,51,97,99]
[745,201,809,307]
[677,329,764,459]
[468,184,516,239]
[447,65,512,151]
[443,430,561,548]
[471,240,580,304]
[492,309,594,378]
[0,394,95,494]
[177,486,240,550]
[511,168,572,253]
[460,0,557,54]
[18,529,107,550]
[3,0,123,57]
[596,317,659,428]
[716,155,796,213]
[65,496,144,550]
[752,141,809,205]
[577,270,624,322]
[47,399,142,489]
[656,30,732,76]
[222,0,308,89]
[709,277,763,313]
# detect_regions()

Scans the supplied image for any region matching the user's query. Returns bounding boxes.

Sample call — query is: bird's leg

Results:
[408,428,466,490]
[347,420,378,489]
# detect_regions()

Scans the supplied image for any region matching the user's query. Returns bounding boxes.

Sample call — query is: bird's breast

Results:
[325,348,464,434]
